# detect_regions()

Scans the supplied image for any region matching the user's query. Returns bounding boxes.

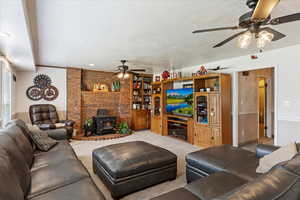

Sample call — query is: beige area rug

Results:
[70,131,200,200]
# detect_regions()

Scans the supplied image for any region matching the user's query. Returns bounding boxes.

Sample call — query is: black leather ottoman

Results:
[186,145,259,183]
[92,141,177,199]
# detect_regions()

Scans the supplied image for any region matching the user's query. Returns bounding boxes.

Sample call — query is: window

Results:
[0,59,12,127]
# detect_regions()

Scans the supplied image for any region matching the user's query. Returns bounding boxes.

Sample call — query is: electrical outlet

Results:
[242,130,245,137]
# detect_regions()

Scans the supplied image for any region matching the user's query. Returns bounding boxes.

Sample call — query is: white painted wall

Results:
[156,44,300,146]
[16,67,67,113]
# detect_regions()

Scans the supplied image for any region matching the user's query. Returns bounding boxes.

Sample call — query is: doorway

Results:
[238,68,274,149]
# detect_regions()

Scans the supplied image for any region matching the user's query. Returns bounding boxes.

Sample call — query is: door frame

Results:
[232,66,278,147]
[257,77,267,141]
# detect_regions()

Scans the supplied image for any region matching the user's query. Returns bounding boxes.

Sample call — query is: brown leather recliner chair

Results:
[29,104,75,139]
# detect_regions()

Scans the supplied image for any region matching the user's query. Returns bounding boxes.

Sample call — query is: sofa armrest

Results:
[38,123,56,130]
[256,144,280,158]
[46,129,68,140]
[59,120,75,127]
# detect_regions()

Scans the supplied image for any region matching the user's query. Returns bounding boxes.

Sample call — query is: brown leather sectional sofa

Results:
[0,119,105,200]
[152,144,300,200]
[2,118,300,200]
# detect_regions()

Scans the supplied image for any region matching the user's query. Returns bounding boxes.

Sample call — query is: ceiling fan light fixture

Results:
[257,30,274,48]
[124,73,130,79]
[117,72,124,79]
[237,31,252,49]
[117,72,130,79]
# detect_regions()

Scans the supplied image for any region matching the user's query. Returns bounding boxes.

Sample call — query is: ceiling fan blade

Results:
[209,67,230,71]
[127,71,138,75]
[192,26,240,34]
[129,69,146,72]
[260,27,286,41]
[213,31,247,48]
[251,0,279,22]
[270,13,300,25]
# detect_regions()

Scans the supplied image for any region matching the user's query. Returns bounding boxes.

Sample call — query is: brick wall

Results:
[82,70,119,91]
[67,68,82,132]
[67,69,132,135]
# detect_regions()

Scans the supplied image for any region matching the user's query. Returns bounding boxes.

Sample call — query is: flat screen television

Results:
[166,88,193,117]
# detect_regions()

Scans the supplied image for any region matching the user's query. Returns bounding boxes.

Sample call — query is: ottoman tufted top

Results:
[92,141,177,179]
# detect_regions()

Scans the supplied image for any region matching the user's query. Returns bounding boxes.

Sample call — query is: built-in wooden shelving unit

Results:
[131,74,153,131]
[150,73,232,148]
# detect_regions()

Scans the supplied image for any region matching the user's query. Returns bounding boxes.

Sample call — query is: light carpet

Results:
[70,131,200,200]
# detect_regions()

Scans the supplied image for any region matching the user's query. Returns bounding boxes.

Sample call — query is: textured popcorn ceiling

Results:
[1,0,300,71]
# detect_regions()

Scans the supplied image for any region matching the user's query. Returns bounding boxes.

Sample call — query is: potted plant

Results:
[83,118,94,136]
[118,122,132,135]
[112,80,121,92]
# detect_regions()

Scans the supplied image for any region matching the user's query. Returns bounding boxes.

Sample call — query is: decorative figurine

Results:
[196,66,208,76]
[155,76,161,82]
[173,72,177,78]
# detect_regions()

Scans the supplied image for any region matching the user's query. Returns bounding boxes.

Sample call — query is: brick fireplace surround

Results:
[67,68,132,135]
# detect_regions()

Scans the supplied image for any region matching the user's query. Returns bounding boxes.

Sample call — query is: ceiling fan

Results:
[193,0,300,49]
[114,60,146,79]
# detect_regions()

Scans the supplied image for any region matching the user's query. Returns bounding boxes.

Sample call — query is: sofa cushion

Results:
[0,124,34,167]
[6,119,36,148]
[280,153,300,175]
[0,134,31,196]
[29,178,106,200]
[151,188,199,200]
[0,150,25,200]
[28,159,90,198]
[215,167,300,200]
[185,171,247,200]
[186,145,259,181]
[34,140,74,155]
[256,142,298,173]
[31,148,78,171]
[93,141,177,179]
[29,129,58,151]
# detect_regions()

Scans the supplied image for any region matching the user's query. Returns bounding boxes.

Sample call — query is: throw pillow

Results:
[256,143,298,173]
[26,124,40,132]
[29,130,58,152]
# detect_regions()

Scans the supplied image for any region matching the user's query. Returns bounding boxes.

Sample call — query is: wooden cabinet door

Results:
[194,125,201,147]
[201,127,213,147]
[194,125,212,147]
[209,94,220,126]
[151,116,162,134]
[212,127,222,146]
[132,110,148,130]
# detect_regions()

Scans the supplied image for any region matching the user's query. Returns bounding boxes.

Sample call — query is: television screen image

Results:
[166,88,193,117]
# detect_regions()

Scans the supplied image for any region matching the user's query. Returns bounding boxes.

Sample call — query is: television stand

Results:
[163,114,194,143]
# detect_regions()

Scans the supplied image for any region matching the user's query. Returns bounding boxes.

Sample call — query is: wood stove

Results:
[93,109,117,135]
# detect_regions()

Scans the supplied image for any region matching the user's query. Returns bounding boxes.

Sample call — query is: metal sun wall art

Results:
[26,74,59,101]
